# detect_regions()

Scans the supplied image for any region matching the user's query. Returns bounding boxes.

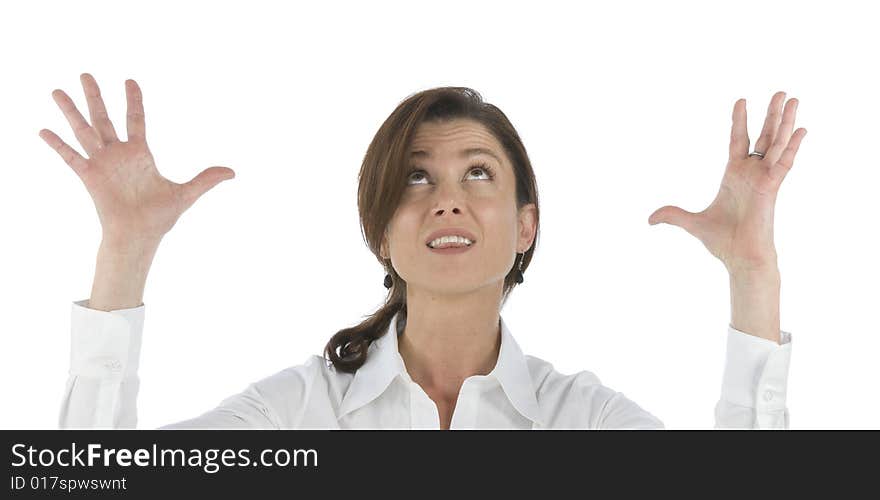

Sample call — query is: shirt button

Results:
[763,390,774,402]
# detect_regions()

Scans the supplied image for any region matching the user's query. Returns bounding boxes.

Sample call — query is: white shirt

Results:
[59,298,793,429]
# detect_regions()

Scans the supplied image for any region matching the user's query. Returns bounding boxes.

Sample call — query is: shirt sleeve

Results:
[59,299,146,429]
[596,390,666,429]
[60,299,281,429]
[158,361,321,429]
[714,325,793,429]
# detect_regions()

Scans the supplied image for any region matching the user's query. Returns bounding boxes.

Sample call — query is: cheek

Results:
[476,203,519,246]
[386,209,422,251]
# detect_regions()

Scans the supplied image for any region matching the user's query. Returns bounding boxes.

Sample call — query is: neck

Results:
[398,282,503,397]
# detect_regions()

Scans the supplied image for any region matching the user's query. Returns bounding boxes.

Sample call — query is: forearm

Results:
[89,236,161,311]
[728,265,781,344]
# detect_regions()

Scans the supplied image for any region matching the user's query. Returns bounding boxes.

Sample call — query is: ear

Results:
[516,203,537,253]
[379,230,390,260]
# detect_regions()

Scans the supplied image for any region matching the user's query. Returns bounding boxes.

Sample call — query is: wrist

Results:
[729,268,782,344]
[728,265,781,287]
[100,232,163,254]
[724,253,779,278]
[90,237,160,312]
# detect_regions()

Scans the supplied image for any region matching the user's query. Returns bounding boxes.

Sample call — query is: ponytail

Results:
[324,300,406,374]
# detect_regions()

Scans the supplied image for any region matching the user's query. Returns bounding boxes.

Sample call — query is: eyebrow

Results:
[410,147,503,164]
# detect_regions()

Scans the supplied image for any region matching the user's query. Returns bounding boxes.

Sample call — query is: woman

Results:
[45,74,804,429]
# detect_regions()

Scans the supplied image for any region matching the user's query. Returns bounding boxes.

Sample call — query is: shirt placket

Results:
[408,382,440,429]
[450,380,478,429]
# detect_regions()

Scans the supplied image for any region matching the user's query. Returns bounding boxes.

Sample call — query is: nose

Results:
[432,194,464,217]
[432,180,466,217]
[434,206,462,217]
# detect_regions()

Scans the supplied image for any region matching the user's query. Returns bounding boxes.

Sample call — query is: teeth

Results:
[428,235,474,248]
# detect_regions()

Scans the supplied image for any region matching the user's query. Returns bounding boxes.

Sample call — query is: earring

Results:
[514,252,525,284]
[383,259,393,289]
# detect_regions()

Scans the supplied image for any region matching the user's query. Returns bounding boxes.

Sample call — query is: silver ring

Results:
[748,151,765,159]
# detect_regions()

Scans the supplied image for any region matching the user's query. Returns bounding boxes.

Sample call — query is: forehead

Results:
[409,119,504,159]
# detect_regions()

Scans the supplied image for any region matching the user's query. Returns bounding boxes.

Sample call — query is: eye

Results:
[468,163,496,180]
[406,163,496,186]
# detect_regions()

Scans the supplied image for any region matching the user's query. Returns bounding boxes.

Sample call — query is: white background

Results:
[1,0,877,429]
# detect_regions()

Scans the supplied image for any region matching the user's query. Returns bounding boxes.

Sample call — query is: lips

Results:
[428,244,473,254]
[424,227,478,247]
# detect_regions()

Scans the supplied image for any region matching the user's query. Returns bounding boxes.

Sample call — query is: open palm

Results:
[39,73,235,242]
[648,92,807,273]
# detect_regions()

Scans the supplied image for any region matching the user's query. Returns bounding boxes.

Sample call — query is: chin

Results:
[408,275,499,296]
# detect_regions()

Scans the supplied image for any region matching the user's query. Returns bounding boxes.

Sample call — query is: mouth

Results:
[426,237,476,254]
[424,228,478,254]
[427,242,475,254]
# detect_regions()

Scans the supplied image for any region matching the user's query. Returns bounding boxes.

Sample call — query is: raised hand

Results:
[647,92,807,343]
[648,92,806,275]
[39,73,235,244]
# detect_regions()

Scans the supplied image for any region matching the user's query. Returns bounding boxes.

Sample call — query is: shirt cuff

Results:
[720,325,792,413]
[70,298,145,378]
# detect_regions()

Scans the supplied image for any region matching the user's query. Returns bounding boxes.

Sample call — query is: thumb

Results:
[181,166,235,209]
[648,205,699,232]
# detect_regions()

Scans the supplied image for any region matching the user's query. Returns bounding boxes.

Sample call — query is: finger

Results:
[180,166,236,210]
[51,88,104,156]
[752,91,786,156]
[80,73,119,144]
[648,205,699,233]
[728,98,749,160]
[125,79,147,142]
[765,98,799,164]
[770,128,807,182]
[38,128,89,176]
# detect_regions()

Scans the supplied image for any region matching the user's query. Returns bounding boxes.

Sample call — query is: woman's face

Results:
[380,118,536,297]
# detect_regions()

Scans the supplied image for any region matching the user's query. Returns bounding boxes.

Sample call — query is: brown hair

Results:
[323,86,540,374]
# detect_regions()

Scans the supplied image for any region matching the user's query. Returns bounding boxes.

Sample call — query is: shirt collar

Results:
[337,311,545,427]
